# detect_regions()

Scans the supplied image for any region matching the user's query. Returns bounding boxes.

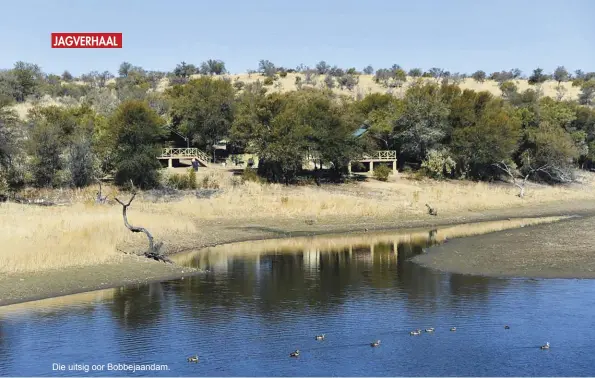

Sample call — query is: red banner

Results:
[51,33,122,48]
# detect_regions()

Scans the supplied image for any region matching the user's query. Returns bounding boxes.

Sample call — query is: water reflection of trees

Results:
[107,282,167,330]
[110,237,511,326]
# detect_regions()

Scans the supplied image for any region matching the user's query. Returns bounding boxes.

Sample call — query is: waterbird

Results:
[370,340,381,347]
[540,342,550,350]
[315,334,325,341]
[410,330,421,336]
[450,327,457,331]
[187,355,199,363]
[425,328,435,333]
[290,350,300,357]
[504,325,510,329]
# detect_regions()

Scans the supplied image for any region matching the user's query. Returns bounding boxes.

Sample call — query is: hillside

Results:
[8,73,581,121]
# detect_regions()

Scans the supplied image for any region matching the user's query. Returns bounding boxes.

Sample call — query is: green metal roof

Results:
[352,125,369,138]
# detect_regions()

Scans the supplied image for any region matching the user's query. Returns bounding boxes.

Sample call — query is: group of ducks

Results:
[187,325,550,363]
[288,325,550,358]
[408,327,444,336]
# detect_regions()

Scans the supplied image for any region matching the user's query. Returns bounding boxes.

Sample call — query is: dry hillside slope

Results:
[8,73,580,120]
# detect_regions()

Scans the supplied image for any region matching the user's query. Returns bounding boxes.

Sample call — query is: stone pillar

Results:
[168,158,173,168]
[392,160,397,173]
[369,161,374,173]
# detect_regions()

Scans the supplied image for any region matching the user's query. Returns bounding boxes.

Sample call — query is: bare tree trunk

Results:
[114,193,173,263]
[96,179,108,204]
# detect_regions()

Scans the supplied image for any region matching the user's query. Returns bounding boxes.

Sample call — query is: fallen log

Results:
[114,192,173,264]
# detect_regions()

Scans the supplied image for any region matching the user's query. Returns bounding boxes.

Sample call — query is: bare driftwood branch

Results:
[425,203,438,216]
[114,192,173,264]
[96,179,108,204]
[492,160,551,198]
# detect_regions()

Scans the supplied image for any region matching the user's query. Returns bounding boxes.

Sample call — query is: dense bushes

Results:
[373,165,391,181]
[2,59,595,194]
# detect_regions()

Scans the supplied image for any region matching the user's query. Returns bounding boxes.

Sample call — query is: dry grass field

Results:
[2,169,595,275]
[8,73,581,120]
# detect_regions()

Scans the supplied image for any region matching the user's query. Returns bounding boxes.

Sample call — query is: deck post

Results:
[168,158,173,168]
[392,160,397,173]
[369,161,374,173]
[348,162,352,175]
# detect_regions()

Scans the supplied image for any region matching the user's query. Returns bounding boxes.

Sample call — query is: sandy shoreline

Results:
[1,199,595,307]
[413,214,595,279]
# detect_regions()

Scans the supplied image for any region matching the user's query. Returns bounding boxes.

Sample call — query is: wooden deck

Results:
[158,148,210,167]
[349,150,397,174]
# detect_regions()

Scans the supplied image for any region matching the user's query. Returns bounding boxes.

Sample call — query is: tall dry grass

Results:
[142,171,595,220]
[0,201,196,274]
[2,171,594,274]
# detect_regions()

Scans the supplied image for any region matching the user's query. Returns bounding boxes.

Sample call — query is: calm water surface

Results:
[1,228,595,376]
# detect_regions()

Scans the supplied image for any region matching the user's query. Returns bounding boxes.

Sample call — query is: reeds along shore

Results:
[2,170,595,275]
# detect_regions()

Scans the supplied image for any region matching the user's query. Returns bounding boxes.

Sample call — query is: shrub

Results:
[165,168,197,190]
[242,168,264,183]
[186,168,197,189]
[201,173,220,189]
[421,150,456,179]
[166,173,189,189]
[373,165,392,181]
[263,77,274,86]
[279,71,288,78]
[233,80,245,91]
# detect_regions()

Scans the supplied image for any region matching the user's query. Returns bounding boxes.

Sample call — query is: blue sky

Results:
[1,0,593,76]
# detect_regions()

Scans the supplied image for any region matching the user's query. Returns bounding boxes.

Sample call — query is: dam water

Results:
[1,220,594,376]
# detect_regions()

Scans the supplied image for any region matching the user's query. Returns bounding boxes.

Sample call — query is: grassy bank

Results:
[1,171,595,305]
[2,171,595,274]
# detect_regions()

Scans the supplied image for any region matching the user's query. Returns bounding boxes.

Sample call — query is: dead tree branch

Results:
[425,203,438,216]
[492,160,551,198]
[96,179,108,204]
[114,192,172,264]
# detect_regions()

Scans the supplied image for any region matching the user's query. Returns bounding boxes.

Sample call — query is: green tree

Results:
[118,62,133,77]
[231,89,361,182]
[471,70,486,83]
[316,61,330,75]
[408,68,423,77]
[355,93,404,149]
[108,100,166,188]
[26,105,101,188]
[393,81,450,162]
[363,65,374,75]
[528,68,548,85]
[61,70,73,82]
[499,81,518,100]
[452,100,521,179]
[199,59,227,75]
[12,61,43,102]
[523,122,578,182]
[553,66,569,84]
[167,77,235,161]
[0,101,19,172]
[258,60,276,77]
[27,113,65,187]
[579,79,595,106]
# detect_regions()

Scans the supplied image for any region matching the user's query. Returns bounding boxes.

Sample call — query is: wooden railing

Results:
[359,150,397,160]
[160,148,210,163]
